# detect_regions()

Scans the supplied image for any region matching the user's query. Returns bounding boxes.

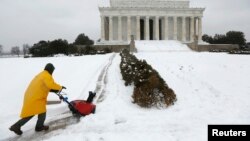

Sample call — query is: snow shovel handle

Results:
[55,90,67,102]
[57,89,63,95]
[55,89,82,116]
[55,90,71,106]
[54,89,62,98]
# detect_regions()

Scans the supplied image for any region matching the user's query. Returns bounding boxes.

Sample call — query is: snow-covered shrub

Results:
[119,49,177,108]
[133,72,176,108]
[120,49,139,86]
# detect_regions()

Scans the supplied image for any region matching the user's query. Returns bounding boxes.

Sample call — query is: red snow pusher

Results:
[55,90,96,116]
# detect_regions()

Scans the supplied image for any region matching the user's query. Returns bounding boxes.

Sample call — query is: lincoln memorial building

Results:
[98,0,205,44]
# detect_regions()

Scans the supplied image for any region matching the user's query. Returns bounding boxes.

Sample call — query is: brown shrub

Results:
[162,87,176,106]
[120,49,177,108]
[133,73,177,108]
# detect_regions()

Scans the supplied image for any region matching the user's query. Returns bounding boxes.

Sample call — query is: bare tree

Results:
[23,44,30,56]
[0,44,3,55]
[11,46,20,57]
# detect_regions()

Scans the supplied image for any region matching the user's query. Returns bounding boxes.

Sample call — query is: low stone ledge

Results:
[94,44,130,52]
[186,43,239,52]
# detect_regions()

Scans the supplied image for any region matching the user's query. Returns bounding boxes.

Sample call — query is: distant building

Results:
[98,0,205,44]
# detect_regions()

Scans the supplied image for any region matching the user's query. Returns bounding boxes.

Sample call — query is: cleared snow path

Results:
[94,54,116,103]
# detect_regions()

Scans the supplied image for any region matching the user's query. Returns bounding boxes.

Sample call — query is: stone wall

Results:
[93,44,130,52]
[186,43,239,52]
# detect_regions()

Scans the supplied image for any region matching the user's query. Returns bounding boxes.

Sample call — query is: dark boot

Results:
[35,125,49,132]
[9,125,23,135]
[9,116,33,135]
[35,112,47,132]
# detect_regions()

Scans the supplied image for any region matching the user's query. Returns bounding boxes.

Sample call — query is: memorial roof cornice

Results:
[99,7,205,11]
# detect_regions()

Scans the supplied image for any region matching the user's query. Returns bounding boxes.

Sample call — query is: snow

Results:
[0,41,250,141]
[135,40,191,52]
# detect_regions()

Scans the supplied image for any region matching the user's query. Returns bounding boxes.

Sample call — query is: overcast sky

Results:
[0,0,249,52]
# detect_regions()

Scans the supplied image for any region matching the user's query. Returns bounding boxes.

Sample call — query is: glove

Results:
[59,95,64,100]
[64,97,68,102]
[50,89,59,93]
[59,95,68,102]
[62,86,67,90]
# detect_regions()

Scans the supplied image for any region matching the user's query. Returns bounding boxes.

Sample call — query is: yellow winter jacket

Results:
[20,70,62,118]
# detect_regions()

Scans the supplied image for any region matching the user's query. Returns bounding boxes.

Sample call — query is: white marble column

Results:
[173,16,177,40]
[145,16,149,40]
[109,16,113,41]
[182,17,186,42]
[127,16,131,41]
[136,16,140,40]
[101,16,105,41]
[198,17,202,43]
[118,16,122,41]
[190,16,194,42]
[194,17,197,39]
[155,16,159,40]
[164,16,168,40]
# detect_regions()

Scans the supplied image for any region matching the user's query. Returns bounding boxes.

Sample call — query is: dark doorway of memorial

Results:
[140,19,145,40]
[149,19,154,40]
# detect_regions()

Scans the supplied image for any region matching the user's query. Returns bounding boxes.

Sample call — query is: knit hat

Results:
[44,63,55,75]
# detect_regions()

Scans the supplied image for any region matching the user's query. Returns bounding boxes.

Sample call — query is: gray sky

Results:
[0,0,249,52]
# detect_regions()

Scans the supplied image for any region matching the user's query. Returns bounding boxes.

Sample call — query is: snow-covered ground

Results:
[0,41,250,141]
[135,40,191,52]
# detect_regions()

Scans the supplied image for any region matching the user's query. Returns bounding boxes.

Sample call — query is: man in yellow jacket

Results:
[9,63,66,135]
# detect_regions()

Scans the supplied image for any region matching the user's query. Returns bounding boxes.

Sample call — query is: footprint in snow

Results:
[98,137,105,141]
[114,118,127,124]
